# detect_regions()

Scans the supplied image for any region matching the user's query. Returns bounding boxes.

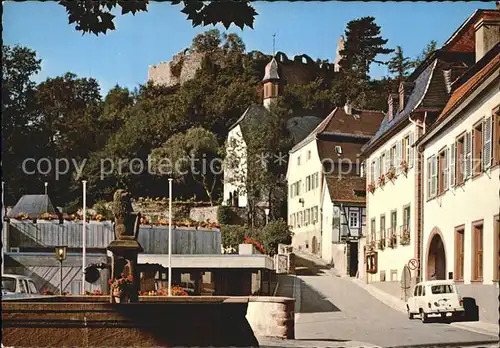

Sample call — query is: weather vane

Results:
[272,33,276,55]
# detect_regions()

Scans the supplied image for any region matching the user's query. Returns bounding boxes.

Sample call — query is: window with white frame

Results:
[349,211,360,228]
[307,150,311,161]
[297,156,301,166]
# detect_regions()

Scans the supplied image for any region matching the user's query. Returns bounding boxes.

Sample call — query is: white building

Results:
[223,57,323,208]
[288,106,383,260]
[415,11,499,324]
[360,21,482,284]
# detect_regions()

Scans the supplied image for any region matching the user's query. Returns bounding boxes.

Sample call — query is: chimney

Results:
[474,15,500,62]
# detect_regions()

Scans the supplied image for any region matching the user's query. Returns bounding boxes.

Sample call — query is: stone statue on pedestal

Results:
[107,189,143,303]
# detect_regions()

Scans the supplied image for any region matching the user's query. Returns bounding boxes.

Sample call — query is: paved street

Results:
[273,253,499,347]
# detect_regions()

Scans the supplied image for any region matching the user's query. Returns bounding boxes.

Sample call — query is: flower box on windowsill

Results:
[400,229,410,246]
[378,175,386,187]
[400,160,409,175]
[377,239,385,250]
[388,235,397,248]
[386,167,396,181]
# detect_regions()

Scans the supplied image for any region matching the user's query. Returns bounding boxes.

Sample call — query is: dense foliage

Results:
[2,21,434,214]
[221,219,293,256]
[59,1,258,35]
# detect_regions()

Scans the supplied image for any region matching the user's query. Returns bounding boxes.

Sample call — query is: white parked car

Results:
[2,274,40,299]
[406,280,464,323]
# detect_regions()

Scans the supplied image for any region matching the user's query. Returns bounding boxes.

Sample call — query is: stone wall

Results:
[189,206,218,223]
[2,296,296,346]
[148,50,337,90]
[148,51,205,87]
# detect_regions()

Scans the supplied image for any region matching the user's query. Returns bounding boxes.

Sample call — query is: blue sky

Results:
[3,1,496,96]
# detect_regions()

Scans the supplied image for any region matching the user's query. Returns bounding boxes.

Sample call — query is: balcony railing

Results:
[387,227,397,248]
[399,225,411,246]
[377,230,386,250]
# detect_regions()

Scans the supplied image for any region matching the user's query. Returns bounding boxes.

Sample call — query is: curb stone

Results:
[348,278,499,338]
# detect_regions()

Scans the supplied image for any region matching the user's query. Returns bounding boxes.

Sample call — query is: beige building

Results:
[415,12,499,324]
[288,106,383,262]
[359,10,497,284]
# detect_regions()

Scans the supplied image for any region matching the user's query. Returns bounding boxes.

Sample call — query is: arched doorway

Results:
[311,236,318,254]
[427,232,446,280]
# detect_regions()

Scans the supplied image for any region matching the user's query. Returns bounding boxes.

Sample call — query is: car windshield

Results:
[2,277,17,292]
[430,284,454,294]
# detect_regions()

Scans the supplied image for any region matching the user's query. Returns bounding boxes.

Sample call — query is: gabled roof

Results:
[7,195,62,219]
[441,9,500,53]
[360,60,437,154]
[229,104,322,146]
[290,108,337,152]
[290,106,384,153]
[324,175,366,204]
[416,43,500,148]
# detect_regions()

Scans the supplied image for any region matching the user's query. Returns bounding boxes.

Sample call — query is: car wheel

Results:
[420,310,428,323]
[407,306,414,319]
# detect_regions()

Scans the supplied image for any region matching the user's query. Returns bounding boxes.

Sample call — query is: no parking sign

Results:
[408,258,419,270]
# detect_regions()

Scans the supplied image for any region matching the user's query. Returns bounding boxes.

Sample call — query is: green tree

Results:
[58,1,258,35]
[387,46,414,82]
[1,45,43,202]
[413,40,438,67]
[339,16,394,79]
[35,72,103,203]
[225,102,293,226]
[150,127,221,205]
[261,218,293,256]
[100,85,134,133]
[191,29,222,53]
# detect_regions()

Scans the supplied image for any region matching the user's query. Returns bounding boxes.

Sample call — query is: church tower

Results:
[262,57,280,110]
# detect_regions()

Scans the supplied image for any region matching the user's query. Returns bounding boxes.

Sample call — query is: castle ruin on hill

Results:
[147,37,345,88]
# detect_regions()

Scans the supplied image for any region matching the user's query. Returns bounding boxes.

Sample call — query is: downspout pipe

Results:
[408,111,427,283]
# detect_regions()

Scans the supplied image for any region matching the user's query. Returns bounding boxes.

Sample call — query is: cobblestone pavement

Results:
[273,253,499,348]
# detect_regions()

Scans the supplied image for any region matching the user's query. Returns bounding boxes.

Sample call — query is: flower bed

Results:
[139,286,188,297]
[243,237,265,254]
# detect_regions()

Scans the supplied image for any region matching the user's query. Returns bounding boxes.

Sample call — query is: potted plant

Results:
[109,274,133,303]
[389,234,397,248]
[367,183,376,194]
[378,174,386,187]
[378,238,385,250]
[400,160,408,174]
[400,227,411,246]
[386,166,396,181]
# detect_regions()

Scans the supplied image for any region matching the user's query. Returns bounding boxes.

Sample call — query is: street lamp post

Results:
[168,178,173,296]
[264,208,270,225]
[55,246,67,295]
[82,180,87,294]
[1,181,5,275]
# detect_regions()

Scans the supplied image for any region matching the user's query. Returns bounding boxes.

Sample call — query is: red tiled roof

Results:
[443,10,499,53]
[320,107,384,136]
[324,175,366,204]
[317,140,364,164]
[437,51,499,122]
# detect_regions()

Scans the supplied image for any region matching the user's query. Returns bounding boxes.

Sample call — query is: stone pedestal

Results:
[107,239,143,303]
